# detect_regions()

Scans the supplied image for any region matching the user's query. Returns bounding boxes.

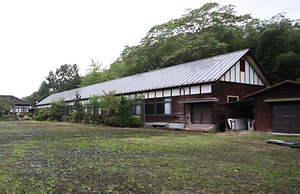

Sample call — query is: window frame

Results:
[145,97,172,115]
[227,95,239,103]
[240,58,245,72]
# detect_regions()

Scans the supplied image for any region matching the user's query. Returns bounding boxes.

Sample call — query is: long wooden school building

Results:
[37,49,271,131]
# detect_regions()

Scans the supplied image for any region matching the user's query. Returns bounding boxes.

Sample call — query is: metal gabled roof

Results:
[37,49,249,106]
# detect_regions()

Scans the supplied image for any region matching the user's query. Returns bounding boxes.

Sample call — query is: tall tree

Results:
[256,14,300,83]
[100,90,119,118]
[80,60,109,87]
[37,81,51,102]
[47,64,81,93]
[86,95,102,116]
[72,92,84,123]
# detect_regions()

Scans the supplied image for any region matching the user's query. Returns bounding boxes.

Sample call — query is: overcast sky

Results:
[1,0,299,99]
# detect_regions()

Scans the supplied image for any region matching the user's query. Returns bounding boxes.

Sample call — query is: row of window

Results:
[10,106,30,113]
[65,106,102,116]
[39,95,241,117]
[145,98,171,115]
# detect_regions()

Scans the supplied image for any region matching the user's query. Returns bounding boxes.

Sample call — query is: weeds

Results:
[0,121,299,193]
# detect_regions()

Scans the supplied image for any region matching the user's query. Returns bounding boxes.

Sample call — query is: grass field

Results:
[0,121,299,193]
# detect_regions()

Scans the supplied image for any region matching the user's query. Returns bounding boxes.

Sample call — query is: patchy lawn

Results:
[0,121,299,193]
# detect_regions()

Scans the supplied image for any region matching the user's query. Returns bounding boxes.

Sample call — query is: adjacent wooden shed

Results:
[243,80,300,134]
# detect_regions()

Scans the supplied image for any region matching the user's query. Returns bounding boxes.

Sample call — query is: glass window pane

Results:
[165,103,171,114]
[156,98,164,102]
[146,99,155,103]
[145,104,155,114]
[131,105,136,115]
[136,105,141,115]
[165,98,171,102]
[156,103,164,114]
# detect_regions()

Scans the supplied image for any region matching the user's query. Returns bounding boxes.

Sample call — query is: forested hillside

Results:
[25,2,300,105]
[81,2,300,86]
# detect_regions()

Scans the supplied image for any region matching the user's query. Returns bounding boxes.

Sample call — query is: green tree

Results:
[86,95,102,116]
[47,64,81,93]
[80,60,109,87]
[37,81,51,102]
[49,99,66,121]
[256,14,300,83]
[72,92,84,123]
[85,95,103,124]
[109,95,142,127]
[101,91,119,117]
[273,52,300,82]
[0,97,14,116]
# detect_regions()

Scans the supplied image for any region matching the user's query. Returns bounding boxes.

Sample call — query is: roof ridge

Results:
[37,49,251,105]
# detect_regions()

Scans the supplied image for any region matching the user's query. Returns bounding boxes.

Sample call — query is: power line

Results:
[249,0,271,13]
[286,1,300,10]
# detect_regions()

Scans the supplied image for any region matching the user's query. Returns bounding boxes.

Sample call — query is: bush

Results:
[90,115,103,125]
[35,109,49,121]
[62,115,71,122]
[72,92,85,123]
[49,99,66,121]
[27,113,33,118]
[104,95,143,128]
[18,113,24,118]
[108,116,142,128]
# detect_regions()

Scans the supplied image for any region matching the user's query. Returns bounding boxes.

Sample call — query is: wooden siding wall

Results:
[145,94,212,123]
[214,82,265,124]
[220,60,264,86]
[144,82,265,124]
[253,83,300,132]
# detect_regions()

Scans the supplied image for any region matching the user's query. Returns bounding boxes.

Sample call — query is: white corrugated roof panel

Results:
[37,49,249,105]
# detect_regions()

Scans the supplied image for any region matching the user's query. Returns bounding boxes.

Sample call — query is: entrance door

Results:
[272,102,300,133]
[191,103,213,124]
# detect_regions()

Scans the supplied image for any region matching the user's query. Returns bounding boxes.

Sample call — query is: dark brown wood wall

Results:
[145,93,212,123]
[213,81,265,123]
[252,83,300,132]
[145,81,265,124]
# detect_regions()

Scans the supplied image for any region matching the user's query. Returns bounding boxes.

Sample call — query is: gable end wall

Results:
[220,59,264,86]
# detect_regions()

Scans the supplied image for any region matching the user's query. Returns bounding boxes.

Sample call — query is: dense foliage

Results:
[34,92,142,128]
[0,97,14,116]
[85,94,102,125]
[34,109,49,121]
[49,99,66,121]
[71,92,85,123]
[108,95,143,127]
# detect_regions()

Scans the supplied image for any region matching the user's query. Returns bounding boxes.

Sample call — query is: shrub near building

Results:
[49,99,66,121]
[108,95,143,128]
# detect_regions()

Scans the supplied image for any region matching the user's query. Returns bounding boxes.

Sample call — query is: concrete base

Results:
[185,124,215,132]
[144,122,216,131]
[144,122,184,129]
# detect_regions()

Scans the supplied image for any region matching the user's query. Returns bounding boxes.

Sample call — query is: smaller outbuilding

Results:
[225,80,300,134]
[0,95,34,115]
[243,80,300,134]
